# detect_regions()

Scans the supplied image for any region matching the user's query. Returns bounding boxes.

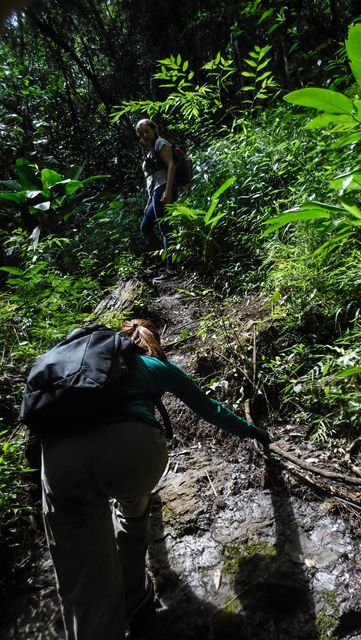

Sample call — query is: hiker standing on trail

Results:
[136,118,177,279]
[41,318,269,640]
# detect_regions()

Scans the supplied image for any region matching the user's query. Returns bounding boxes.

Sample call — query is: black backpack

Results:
[172,145,193,188]
[20,325,172,439]
[153,142,193,188]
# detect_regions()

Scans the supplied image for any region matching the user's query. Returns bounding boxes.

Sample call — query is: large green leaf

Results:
[340,197,361,219]
[0,192,26,205]
[65,165,84,180]
[15,159,42,190]
[264,209,331,226]
[50,179,82,196]
[284,88,353,115]
[346,23,361,86]
[305,114,358,130]
[207,211,227,230]
[331,132,361,148]
[204,200,218,225]
[41,169,62,188]
[286,201,345,214]
[0,266,24,275]
[82,175,110,186]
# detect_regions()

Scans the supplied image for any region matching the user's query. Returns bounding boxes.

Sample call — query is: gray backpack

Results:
[20,325,172,439]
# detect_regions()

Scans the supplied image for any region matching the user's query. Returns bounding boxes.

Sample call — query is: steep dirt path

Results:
[2,274,361,640]
[142,275,361,640]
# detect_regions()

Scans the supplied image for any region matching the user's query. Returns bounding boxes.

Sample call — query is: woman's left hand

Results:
[161,190,172,204]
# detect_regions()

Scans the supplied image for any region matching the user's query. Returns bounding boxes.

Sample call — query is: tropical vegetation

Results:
[0,1,360,589]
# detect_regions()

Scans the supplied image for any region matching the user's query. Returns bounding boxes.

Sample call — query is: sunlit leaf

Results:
[336,366,361,379]
[32,201,51,211]
[330,172,361,192]
[305,114,356,129]
[263,209,331,234]
[208,211,227,229]
[0,192,26,205]
[211,177,236,201]
[346,23,361,86]
[257,58,271,71]
[204,200,218,223]
[331,132,361,148]
[340,197,361,219]
[41,169,61,188]
[0,266,24,274]
[258,9,273,24]
[284,88,353,114]
[245,59,257,68]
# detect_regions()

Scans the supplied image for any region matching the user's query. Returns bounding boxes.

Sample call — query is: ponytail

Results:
[120,319,165,359]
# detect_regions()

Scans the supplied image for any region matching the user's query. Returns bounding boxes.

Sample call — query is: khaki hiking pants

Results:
[41,420,168,640]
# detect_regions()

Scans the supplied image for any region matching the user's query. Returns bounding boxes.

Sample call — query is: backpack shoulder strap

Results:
[154,392,173,440]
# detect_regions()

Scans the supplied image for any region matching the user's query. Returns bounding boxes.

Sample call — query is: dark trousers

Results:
[140,183,178,264]
[42,421,168,640]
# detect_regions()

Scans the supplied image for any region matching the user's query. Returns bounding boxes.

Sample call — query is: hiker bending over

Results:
[136,118,177,279]
[41,318,269,640]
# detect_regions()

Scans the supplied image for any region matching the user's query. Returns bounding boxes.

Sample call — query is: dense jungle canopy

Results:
[0,1,361,636]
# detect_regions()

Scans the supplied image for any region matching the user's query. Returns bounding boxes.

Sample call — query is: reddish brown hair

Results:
[120,319,165,359]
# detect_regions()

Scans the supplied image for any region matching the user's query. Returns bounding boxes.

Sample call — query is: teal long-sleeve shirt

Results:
[116,353,254,438]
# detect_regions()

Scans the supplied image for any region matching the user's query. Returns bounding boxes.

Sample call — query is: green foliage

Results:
[241,43,278,107]
[0,158,109,240]
[111,45,277,127]
[0,230,104,367]
[273,24,361,244]
[0,429,33,551]
[346,22,361,86]
[164,177,235,263]
[111,51,234,125]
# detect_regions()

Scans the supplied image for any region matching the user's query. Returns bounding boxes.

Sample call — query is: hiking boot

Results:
[152,268,176,281]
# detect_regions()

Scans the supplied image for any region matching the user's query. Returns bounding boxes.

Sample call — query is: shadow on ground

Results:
[144,455,319,640]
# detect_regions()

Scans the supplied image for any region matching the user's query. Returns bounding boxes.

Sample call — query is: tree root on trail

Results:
[280,463,361,514]
[244,399,361,493]
[268,442,361,487]
[344,437,361,479]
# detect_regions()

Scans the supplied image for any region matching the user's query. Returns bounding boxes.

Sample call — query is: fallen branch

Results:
[245,400,361,488]
[280,463,361,514]
[269,442,361,487]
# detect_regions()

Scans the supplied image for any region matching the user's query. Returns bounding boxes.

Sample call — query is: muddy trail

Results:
[1,272,361,640]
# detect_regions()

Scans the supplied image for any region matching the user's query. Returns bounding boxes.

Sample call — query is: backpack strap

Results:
[154,392,173,440]
[123,389,173,440]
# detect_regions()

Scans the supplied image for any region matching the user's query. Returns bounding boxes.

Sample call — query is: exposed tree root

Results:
[269,442,361,487]
[245,399,361,490]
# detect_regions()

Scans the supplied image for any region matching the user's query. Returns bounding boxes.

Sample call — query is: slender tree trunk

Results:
[25,8,112,110]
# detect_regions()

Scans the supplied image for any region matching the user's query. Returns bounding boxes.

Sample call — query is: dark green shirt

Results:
[117,353,253,438]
